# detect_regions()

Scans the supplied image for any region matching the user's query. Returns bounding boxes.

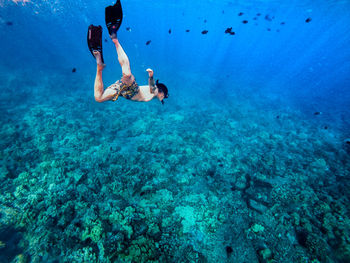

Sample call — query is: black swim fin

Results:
[87,25,104,64]
[105,0,123,39]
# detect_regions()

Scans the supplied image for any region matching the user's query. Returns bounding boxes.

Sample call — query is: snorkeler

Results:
[87,0,169,104]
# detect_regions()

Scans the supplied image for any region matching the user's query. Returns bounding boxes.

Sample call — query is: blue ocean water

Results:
[0,0,350,262]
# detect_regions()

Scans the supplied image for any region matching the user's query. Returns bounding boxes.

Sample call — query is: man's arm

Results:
[146,68,157,94]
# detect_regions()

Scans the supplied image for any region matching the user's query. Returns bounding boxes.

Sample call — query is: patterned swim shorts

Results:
[107,79,139,100]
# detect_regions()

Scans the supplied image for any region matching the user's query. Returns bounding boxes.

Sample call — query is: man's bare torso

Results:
[130,85,156,102]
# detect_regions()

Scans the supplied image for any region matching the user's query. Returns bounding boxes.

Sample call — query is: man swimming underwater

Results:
[87,0,169,104]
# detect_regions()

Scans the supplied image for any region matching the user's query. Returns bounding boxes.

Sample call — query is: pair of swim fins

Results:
[87,0,123,63]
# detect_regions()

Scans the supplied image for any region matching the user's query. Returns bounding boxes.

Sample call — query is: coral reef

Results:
[0,72,349,262]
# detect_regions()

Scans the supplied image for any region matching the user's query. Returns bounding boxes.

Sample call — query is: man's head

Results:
[156,80,169,105]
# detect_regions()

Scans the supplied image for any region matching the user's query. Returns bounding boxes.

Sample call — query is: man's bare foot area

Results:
[93,51,106,69]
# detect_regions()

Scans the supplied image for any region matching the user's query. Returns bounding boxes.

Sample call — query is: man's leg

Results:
[112,38,134,84]
[93,51,115,102]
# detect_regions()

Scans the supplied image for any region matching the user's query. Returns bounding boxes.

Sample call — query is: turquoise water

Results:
[0,0,350,262]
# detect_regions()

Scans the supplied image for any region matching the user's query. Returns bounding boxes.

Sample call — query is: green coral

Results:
[123,236,157,262]
[251,223,265,233]
[259,248,273,262]
[82,220,104,243]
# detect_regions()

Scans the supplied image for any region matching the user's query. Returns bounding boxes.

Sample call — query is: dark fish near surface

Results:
[186,29,190,32]
[265,14,273,21]
[126,27,131,31]
[146,40,151,45]
[201,30,208,34]
[72,68,76,73]
[314,111,321,115]
[238,12,244,16]
[225,27,235,35]
[242,20,248,24]
[305,17,312,23]
[104,38,108,42]
[225,27,232,33]
[6,21,13,26]
[168,29,171,34]
[256,13,261,16]
[281,22,285,25]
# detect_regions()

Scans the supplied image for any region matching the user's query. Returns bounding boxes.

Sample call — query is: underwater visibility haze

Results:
[0,0,350,262]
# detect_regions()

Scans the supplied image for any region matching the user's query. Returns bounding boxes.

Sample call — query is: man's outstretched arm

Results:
[146,68,157,94]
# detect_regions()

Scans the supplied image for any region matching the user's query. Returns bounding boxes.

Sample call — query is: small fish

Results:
[204,19,207,23]
[346,139,350,145]
[242,20,248,24]
[253,17,257,20]
[238,12,244,16]
[276,115,280,119]
[305,17,312,23]
[6,21,13,26]
[104,38,108,42]
[224,28,235,35]
[280,22,285,25]
[146,40,151,45]
[186,29,190,32]
[324,126,328,130]
[201,30,208,34]
[256,13,261,16]
[72,68,76,73]
[265,14,273,21]
[267,28,271,31]
[222,10,225,14]
[168,29,171,34]
[314,111,321,115]
[126,27,131,32]
[225,27,232,34]
[276,29,280,32]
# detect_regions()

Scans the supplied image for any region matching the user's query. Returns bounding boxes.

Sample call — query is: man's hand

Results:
[146,68,153,78]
